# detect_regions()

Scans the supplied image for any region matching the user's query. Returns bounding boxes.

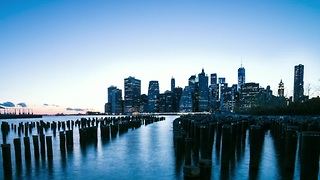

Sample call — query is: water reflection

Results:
[0,115,307,179]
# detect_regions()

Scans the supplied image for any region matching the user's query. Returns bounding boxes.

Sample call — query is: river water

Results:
[0,115,305,179]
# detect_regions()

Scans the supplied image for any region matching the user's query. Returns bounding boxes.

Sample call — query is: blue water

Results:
[0,115,305,179]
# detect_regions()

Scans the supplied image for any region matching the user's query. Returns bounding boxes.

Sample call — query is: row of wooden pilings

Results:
[1,115,165,179]
[173,115,320,179]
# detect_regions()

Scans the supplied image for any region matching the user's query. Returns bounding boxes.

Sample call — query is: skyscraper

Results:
[278,79,284,97]
[238,65,245,92]
[209,73,218,112]
[198,68,209,112]
[147,80,159,113]
[294,64,304,102]
[107,86,122,114]
[179,86,193,112]
[124,76,141,114]
[210,73,217,85]
[171,77,175,92]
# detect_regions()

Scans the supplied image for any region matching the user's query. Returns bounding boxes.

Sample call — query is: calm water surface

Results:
[0,115,304,179]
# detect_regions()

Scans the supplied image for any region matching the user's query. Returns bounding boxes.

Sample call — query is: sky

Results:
[0,0,320,114]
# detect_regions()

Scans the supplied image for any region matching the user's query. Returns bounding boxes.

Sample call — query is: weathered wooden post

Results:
[249,125,262,170]
[46,136,53,159]
[200,125,209,159]
[284,126,298,170]
[199,159,212,179]
[40,134,46,158]
[13,138,22,163]
[1,144,12,178]
[23,137,31,162]
[60,131,66,153]
[300,131,320,180]
[32,135,40,160]
[221,124,231,169]
[184,138,192,166]
[66,130,73,150]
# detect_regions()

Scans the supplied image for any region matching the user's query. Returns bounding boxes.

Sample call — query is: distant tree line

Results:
[241,97,320,116]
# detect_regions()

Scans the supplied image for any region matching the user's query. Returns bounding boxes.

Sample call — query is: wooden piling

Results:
[40,134,46,158]
[23,137,31,162]
[300,131,320,180]
[32,135,40,159]
[1,144,12,177]
[249,125,262,170]
[46,136,53,159]
[13,138,22,163]
[221,124,231,169]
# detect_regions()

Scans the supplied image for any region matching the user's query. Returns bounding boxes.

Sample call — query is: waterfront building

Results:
[278,80,284,97]
[147,81,160,113]
[238,65,245,92]
[294,64,304,102]
[171,77,175,92]
[139,94,148,113]
[107,86,122,114]
[240,82,260,111]
[209,73,218,112]
[218,77,226,111]
[173,87,183,112]
[158,91,173,113]
[198,68,209,112]
[210,73,217,86]
[179,86,193,112]
[188,75,196,93]
[124,76,141,114]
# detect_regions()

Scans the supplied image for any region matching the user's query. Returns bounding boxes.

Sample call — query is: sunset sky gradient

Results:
[1,0,319,114]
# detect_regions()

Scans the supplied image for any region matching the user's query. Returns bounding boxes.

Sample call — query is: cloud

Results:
[66,107,86,112]
[17,102,27,107]
[0,101,15,107]
[43,104,59,107]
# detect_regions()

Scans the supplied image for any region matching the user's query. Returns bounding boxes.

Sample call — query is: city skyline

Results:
[1,1,320,114]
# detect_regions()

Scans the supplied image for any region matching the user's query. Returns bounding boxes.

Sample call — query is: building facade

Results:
[198,69,209,112]
[124,76,141,114]
[238,65,245,92]
[107,86,122,114]
[278,79,284,97]
[179,86,193,112]
[294,64,304,102]
[147,80,160,113]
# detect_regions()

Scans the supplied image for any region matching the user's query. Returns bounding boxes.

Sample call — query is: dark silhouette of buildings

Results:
[104,64,309,115]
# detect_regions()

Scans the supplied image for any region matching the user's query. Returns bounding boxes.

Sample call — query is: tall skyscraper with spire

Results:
[238,63,245,92]
[294,64,304,102]
[278,80,284,97]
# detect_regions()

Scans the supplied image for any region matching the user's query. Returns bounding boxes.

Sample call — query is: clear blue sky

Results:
[1,0,319,114]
